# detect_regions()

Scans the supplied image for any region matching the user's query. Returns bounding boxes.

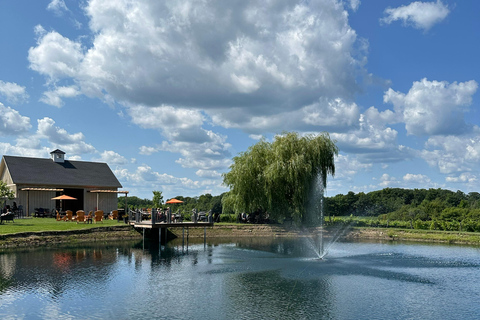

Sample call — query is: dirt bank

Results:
[1,224,479,248]
[346,228,480,245]
[0,225,141,248]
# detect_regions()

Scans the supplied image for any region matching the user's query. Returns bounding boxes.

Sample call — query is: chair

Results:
[94,210,103,223]
[76,210,86,224]
[65,210,73,222]
[85,211,93,224]
[56,210,66,221]
[109,210,118,220]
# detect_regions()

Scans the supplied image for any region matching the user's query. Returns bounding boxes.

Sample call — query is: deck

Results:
[130,221,214,228]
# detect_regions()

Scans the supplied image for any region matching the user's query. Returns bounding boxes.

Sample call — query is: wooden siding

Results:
[4,186,119,216]
[16,188,57,216]
[85,190,118,213]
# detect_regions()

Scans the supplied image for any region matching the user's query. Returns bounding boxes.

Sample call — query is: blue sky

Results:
[1,0,479,200]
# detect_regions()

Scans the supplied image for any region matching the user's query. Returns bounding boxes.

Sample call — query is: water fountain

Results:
[301,173,353,260]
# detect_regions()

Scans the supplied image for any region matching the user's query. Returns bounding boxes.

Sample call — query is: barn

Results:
[0,149,125,216]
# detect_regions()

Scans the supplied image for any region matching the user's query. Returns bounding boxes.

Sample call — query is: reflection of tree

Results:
[225,270,333,319]
[0,254,15,293]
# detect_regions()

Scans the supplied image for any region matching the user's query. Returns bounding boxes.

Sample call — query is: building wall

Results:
[85,190,118,214]
[15,188,56,216]
[5,186,119,216]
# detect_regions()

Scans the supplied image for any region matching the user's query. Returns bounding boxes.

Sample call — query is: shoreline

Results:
[1,224,480,248]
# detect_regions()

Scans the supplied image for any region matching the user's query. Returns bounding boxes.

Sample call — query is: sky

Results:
[1,0,479,200]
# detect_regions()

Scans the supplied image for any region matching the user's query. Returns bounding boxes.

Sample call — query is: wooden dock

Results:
[131,221,214,228]
[131,220,214,244]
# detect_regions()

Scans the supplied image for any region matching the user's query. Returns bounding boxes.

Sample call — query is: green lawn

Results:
[0,218,126,235]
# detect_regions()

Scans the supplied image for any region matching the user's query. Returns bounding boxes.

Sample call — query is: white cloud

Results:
[0,103,32,136]
[97,150,129,166]
[129,105,232,171]
[403,173,431,184]
[348,0,361,12]
[114,164,200,195]
[446,173,477,184]
[0,142,50,158]
[29,0,366,129]
[210,97,360,134]
[40,86,81,107]
[331,111,411,163]
[0,81,29,104]
[377,173,399,187]
[128,105,207,143]
[195,169,222,178]
[420,129,480,175]
[381,1,450,31]
[28,28,83,80]
[139,146,159,156]
[384,78,478,136]
[47,0,69,16]
[36,117,96,156]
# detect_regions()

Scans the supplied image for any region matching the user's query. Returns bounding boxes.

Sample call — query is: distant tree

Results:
[222,132,338,222]
[152,191,164,208]
[118,196,153,209]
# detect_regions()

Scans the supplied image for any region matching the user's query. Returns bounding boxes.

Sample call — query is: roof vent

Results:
[50,149,66,163]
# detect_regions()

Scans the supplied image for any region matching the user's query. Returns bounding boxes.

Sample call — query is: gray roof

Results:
[2,155,122,188]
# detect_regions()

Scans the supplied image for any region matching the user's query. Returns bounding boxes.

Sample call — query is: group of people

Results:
[2,202,17,214]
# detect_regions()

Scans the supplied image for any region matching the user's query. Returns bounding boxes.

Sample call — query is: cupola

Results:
[50,149,66,163]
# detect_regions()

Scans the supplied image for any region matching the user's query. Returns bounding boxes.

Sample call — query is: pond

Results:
[0,237,479,319]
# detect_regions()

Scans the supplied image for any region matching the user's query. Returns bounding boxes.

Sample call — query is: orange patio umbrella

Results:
[52,194,77,211]
[165,198,183,221]
[165,198,183,204]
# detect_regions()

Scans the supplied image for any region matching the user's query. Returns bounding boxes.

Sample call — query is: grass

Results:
[0,218,125,235]
[355,226,480,245]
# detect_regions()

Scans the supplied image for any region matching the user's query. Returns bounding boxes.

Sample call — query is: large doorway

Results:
[55,189,84,212]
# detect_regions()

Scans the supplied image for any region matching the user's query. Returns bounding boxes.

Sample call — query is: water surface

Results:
[0,237,479,319]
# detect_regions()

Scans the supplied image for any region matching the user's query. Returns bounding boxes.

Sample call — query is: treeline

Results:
[118,193,226,214]
[325,188,480,232]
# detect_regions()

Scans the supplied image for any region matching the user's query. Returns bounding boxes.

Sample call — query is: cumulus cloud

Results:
[114,164,227,198]
[28,27,83,80]
[97,150,129,165]
[384,78,478,136]
[445,173,477,184]
[381,0,450,31]
[420,129,480,176]
[129,105,232,174]
[139,146,159,156]
[40,86,81,107]
[0,142,50,158]
[47,0,69,16]
[377,173,399,187]
[0,81,29,104]
[29,0,365,127]
[331,110,411,163]
[403,173,431,184]
[0,103,32,136]
[210,97,360,134]
[36,117,96,156]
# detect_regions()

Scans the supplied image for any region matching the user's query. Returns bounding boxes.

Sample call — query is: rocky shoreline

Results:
[1,224,479,248]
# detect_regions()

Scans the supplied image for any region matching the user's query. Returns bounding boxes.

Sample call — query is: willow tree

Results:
[222,132,338,222]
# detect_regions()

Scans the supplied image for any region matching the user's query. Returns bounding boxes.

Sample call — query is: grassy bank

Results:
[0,218,140,247]
[0,217,127,235]
[347,227,480,245]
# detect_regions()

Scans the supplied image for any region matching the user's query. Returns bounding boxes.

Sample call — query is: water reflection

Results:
[0,238,479,319]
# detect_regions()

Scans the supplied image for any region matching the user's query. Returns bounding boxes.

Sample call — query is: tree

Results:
[0,180,15,201]
[152,191,164,208]
[222,132,338,222]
